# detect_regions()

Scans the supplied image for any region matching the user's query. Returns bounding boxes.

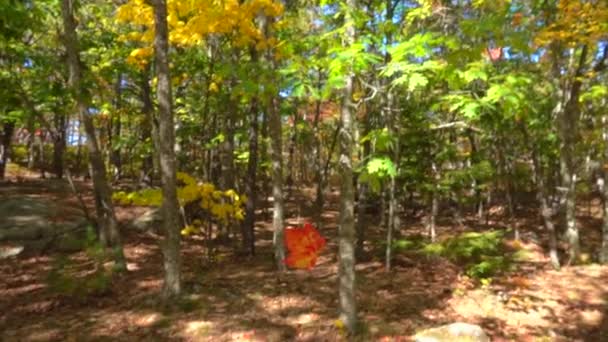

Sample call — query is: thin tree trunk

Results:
[264,18,286,270]
[242,47,260,256]
[313,93,324,228]
[338,2,357,334]
[286,108,297,195]
[355,119,371,257]
[521,124,560,269]
[152,0,182,299]
[386,174,396,271]
[221,83,236,192]
[385,112,397,271]
[600,110,608,263]
[38,135,45,179]
[61,0,126,271]
[140,68,159,184]
[0,121,15,180]
[110,74,123,180]
[428,162,439,242]
[268,95,285,270]
[52,111,66,179]
[533,150,561,270]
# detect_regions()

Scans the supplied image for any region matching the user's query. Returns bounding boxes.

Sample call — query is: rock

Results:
[0,244,24,259]
[54,234,86,252]
[0,225,54,242]
[131,208,162,232]
[0,198,53,241]
[20,238,53,254]
[414,323,489,342]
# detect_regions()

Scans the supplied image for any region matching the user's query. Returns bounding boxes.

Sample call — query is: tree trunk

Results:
[242,94,259,256]
[0,121,15,180]
[286,108,297,195]
[313,96,324,228]
[521,124,560,269]
[534,153,561,270]
[338,2,357,334]
[37,134,45,178]
[383,5,396,269]
[110,74,123,181]
[386,174,396,271]
[60,0,125,271]
[268,94,285,270]
[355,119,371,257]
[140,68,160,185]
[152,0,182,299]
[555,45,587,264]
[428,162,439,242]
[263,18,286,270]
[220,85,236,192]
[355,181,367,256]
[600,111,608,263]
[241,47,260,256]
[52,111,66,179]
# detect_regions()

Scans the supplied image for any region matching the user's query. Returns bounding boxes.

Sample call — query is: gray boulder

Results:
[414,323,489,342]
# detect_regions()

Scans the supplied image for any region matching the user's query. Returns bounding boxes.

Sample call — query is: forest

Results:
[1,0,608,340]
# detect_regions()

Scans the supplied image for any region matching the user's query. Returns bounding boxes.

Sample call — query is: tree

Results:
[151,0,182,299]
[337,2,357,335]
[60,0,126,271]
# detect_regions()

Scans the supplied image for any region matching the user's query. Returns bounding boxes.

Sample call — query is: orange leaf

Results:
[284,223,326,270]
[285,251,318,269]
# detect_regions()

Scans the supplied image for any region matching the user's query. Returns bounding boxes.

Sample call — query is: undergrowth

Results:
[46,226,114,298]
[393,230,525,280]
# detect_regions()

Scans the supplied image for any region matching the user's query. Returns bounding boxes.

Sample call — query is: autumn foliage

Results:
[284,223,326,270]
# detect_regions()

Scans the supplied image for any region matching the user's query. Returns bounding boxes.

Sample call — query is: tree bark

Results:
[601,110,608,263]
[263,18,286,270]
[242,94,259,256]
[140,67,159,185]
[428,162,439,243]
[152,0,182,299]
[383,1,396,270]
[110,74,123,180]
[555,46,587,264]
[60,0,126,271]
[52,111,66,179]
[286,108,298,195]
[521,124,560,269]
[355,118,371,257]
[313,93,324,228]
[338,3,357,334]
[0,121,15,180]
[268,95,285,270]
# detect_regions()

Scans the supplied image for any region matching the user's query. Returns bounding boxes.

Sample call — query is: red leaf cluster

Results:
[284,223,326,270]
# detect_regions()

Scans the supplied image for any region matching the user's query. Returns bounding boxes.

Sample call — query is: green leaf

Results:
[407,73,428,92]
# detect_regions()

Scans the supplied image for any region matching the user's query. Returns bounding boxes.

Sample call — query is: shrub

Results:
[418,230,517,279]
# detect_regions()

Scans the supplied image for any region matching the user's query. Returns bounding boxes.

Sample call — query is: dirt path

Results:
[1,177,607,341]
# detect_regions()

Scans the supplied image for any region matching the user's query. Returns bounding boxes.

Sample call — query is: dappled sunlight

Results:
[447,265,608,339]
[3,174,608,341]
[135,278,163,290]
[181,320,214,339]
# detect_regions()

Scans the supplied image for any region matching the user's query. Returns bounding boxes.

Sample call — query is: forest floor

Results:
[1,167,608,341]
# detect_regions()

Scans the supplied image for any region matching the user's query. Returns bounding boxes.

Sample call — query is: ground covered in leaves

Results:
[1,173,607,341]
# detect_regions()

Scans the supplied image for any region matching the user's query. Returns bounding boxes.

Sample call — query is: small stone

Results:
[0,244,24,259]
